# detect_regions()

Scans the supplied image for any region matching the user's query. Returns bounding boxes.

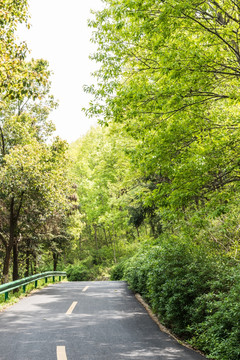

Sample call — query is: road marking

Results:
[57,346,67,360]
[66,301,77,315]
[82,286,89,292]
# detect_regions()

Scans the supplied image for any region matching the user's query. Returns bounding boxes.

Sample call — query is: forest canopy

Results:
[86,0,240,214]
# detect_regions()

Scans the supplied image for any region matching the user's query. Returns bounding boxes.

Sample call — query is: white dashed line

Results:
[82,286,89,292]
[57,346,67,360]
[66,301,77,315]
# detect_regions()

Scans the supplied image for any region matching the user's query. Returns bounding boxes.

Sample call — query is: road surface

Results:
[0,281,207,360]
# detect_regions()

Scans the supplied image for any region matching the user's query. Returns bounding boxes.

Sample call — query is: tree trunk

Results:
[150,220,156,238]
[2,198,16,283]
[93,224,98,250]
[2,245,12,284]
[2,196,23,283]
[25,239,31,277]
[79,234,82,252]
[53,252,58,271]
[111,224,117,264]
[136,227,140,238]
[25,254,29,277]
[103,226,109,246]
[33,253,37,274]
[107,228,116,263]
[12,241,19,281]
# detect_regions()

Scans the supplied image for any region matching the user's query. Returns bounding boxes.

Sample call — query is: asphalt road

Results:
[0,281,207,360]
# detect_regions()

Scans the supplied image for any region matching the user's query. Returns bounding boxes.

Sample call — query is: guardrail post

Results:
[53,276,55,283]
[45,277,48,284]
[35,280,38,289]
[5,292,8,301]
[23,285,26,293]
[59,276,61,281]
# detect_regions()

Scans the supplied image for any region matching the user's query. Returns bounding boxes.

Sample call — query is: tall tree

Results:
[86,0,240,212]
[70,125,142,264]
[0,136,72,282]
[0,1,75,282]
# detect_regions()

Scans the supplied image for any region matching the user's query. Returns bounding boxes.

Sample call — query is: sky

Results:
[17,0,103,143]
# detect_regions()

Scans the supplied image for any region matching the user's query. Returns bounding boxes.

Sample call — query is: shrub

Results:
[146,241,224,336]
[190,267,240,360]
[110,261,126,280]
[124,246,160,299]
[66,264,90,281]
[122,236,240,359]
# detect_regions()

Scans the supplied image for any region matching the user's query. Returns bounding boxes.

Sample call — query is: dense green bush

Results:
[118,238,239,359]
[124,246,159,299]
[147,242,225,336]
[110,260,126,280]
[66,264,91,281]
[190,268,240,360]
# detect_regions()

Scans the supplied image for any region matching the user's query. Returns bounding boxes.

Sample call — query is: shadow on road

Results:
[0,281,207,360]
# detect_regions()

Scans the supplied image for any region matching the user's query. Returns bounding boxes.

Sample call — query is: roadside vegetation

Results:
[0,0,81,284]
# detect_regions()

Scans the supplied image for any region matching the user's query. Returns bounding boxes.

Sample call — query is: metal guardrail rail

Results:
[0,271,67,301]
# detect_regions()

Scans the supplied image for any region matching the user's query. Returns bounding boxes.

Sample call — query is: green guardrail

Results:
[0,271,67,301]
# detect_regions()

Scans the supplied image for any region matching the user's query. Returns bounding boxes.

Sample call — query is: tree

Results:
[86,0,240,214]
[0,137,72,282]
[69,124,142,265]
[0,0,80,282]
[0,0,29,103]
[0,13,73,281]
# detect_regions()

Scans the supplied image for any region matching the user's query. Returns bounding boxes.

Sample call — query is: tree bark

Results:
[93,224,98,250]
[53,252,58,271]
[33,253,37,274]
[12,241,19,281]
[2,245,12,284]
[25,239,31,277]
[2,198,16,283]
[2,194,24,282]
[111,223,117,264]
[103,226,109,246]
[136,227,140,238]
[107,228,116,263]
[79,234,82,252]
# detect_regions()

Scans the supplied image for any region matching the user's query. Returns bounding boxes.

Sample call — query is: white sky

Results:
[17,0,103,143]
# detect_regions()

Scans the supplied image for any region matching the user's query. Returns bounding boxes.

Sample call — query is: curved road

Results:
[0,281,207,360]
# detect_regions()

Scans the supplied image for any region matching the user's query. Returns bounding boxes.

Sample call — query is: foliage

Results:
[189,267,240,360]
[82,5,240,356]
[69,125,145,266]
[110,259,126,280]
[0,0,78,282]
[66,264,90,281]
[113,236,240,360]
[87,0,240,216]
[66,256,101,281]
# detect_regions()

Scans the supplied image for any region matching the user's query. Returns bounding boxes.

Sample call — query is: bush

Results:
[124,246,160,299]
[66,264,90,281]
[122,237,240,359]
[146,241,225,336]
[110,261,126,280]
[190,267,240,360]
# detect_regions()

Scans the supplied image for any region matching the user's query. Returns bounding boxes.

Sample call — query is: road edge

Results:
[135,293,208,359]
